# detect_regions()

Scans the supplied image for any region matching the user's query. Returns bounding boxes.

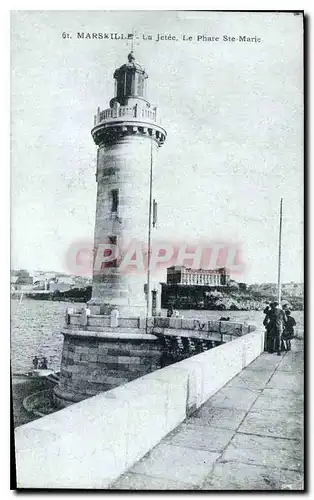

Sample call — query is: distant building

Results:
[55,276,74,285]
[11,270,33,287]
[72,276,93,288]
[49,276,75,293]
[166,266,230,287]
[49,282,74,293]
[33,280,47,290]
[32,271,57,283]
[10,276,19,291]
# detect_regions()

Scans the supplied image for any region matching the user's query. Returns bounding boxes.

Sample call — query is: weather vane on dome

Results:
[131,28,135,51]
[126,27,140,58]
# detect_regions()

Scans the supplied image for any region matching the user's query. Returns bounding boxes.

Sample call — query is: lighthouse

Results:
[90,52,167,317]
[54,53,167,407]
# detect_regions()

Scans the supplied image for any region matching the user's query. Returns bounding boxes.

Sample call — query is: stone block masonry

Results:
[55,316,256,408]
[54,331,162,408]
[90,53,166,317]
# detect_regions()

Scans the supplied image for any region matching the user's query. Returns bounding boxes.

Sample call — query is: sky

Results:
[11,10,304,284]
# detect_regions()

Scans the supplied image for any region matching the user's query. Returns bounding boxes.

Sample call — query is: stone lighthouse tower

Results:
[90,51,167,316]
[54,53,167,407]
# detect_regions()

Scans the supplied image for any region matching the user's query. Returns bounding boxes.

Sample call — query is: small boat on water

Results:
[13,355,60,383]
[26,368,59,379]
[13,369,60,383]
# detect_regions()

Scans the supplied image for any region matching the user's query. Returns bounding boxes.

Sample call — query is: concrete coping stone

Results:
[61,329,158,341]
[69,314,250,323]
[68,313,254,327]
[69,314,146,319]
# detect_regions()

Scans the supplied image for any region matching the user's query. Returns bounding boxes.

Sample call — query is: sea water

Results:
[11,299,304,373]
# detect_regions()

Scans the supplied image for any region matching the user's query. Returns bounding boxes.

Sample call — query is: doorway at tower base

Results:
[87,299,148,318]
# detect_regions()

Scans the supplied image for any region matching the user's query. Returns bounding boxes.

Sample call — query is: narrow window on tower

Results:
[137,75,144,96]
[125,71,133,95]
[108,235,117,267]
[111,189,119,213]
[117,79,124,103]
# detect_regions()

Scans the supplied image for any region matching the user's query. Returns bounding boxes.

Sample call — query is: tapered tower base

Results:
[54,326,162,408]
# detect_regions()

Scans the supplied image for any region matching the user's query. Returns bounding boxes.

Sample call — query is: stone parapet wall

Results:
[154,327,224,343]
[15,328,265,489]
[68,314,151,330]
[56,314,257,408]
[67,313,254,337]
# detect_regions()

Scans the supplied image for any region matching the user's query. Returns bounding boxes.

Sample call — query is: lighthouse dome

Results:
[115,51,146,73]
[112,52,148,106]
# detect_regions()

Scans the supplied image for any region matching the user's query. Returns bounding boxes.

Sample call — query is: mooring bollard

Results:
[80,305,90,328]
[65,307,70,325]
[65,307,74,325]
[110,308,119,328]
[80,309,88,327]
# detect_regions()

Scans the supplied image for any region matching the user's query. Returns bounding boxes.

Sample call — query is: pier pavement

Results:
[111,340,304,491]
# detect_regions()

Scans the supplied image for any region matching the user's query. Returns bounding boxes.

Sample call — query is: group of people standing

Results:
[32,356,48,369]
[167,306,182,318]
[263,302,296,355]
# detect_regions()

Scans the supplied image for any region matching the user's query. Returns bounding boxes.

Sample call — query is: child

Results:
[167,306,174,317]
[282,310,296,351]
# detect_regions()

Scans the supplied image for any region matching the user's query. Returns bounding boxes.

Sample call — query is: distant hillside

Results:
[161,282,304,311]
[247,282,303,299]
[19,286,92,303]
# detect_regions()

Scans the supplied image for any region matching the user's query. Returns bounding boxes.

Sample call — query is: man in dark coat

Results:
[263,302,273,352]
[32,356,39,369]
[266,301,286,355]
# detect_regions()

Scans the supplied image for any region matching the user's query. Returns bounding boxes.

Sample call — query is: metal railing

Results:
[94,104,157,125]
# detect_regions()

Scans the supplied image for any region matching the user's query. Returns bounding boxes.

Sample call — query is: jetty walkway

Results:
[111,341,304,491]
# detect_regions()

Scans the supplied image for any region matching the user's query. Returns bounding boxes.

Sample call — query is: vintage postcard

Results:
[11,10,304,491]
